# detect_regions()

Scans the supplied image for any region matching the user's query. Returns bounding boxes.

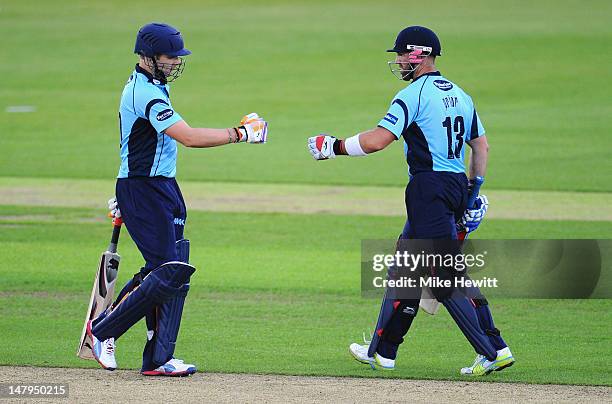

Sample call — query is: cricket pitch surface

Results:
[1,366,610,403]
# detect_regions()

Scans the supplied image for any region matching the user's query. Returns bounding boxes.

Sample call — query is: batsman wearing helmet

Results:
[86,22,268,376]
[307,26,514,375]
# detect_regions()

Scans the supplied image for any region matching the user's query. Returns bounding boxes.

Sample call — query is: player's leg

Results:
[459,290,515,375]
[90,261,195,339]
[365,219,423,368]
[141,239,191,369]
[453,199,508,352]
[89,178,190,371]
[106,177,181,306]
[352,177,452,370]
[468,293,507,351]
[87,261,195,369]
[351,205,426,369]
[434,173,513,374]
[139,179,196,375]
[351,290,420,370]
[403,173,498,365]
[88,177,167,370]
[449,175,515,373]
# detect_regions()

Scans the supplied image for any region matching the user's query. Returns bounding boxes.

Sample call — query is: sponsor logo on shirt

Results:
[157,109,174,121]
[174,218,186,226]
[383,113,399,125]
[433,80,453,91]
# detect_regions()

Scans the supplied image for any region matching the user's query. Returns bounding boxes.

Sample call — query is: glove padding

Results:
[108,197,121,219]
[307,135,336,160]
[458,195,488,234]
[238,112,268,143]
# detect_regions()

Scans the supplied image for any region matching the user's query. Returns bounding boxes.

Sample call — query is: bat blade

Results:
[76,250,120,359]
[419,285,441,315]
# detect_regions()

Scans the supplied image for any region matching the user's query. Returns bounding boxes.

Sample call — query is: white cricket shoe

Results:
[461,347,515,376]
[141,358,197,377]
[349,343,395,370]
[349,343,375,366]
[373,352,395,370]
[461,354,485,375]
[86,320,117,371]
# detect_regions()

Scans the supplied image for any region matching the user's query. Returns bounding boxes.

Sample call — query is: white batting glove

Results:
[459,195,488,233]
[108,197,121,219]
[307,135,337,160]
[237,112,268,143]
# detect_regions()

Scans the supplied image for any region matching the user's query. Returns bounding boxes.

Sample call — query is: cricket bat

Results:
[419,176,485,315]
[77,216,123,359]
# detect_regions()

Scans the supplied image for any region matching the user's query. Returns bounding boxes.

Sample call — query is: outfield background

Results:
[1,0,611,388]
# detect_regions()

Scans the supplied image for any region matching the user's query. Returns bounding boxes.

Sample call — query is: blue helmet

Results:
[134,23,191,58]
[387,26,441,56]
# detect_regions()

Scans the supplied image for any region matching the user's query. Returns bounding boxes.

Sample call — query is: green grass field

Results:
[1,0,611,191]
[1,0,611,389]
[1,207,611,385]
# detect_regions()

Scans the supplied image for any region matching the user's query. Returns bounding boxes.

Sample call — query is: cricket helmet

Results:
[134,23,191,58]
[387,26,441,56]
[134,23,190,82]
[387,26,440,81]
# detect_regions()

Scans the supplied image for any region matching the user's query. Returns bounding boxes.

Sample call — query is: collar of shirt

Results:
[135,64,167,86]
[412,70,442,83]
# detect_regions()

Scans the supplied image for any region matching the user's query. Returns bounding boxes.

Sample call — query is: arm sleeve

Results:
[469,109,485,140]
[145,99,183,133]
[377,98,409,140]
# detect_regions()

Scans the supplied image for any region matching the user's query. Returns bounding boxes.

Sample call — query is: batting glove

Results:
[307,135,337,160]
[108,197,121,219]
[458,195,488,234]
[236,112,268,143]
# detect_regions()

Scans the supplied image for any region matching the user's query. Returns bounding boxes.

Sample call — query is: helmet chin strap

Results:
[402,63,418,81]
[406,61,427,81]
[152,58,168,82]
[145,56,167,82]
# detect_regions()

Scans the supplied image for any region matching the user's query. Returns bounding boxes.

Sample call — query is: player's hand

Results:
[237,112,268,143]
[458,195,488,234]
[108,197,121,219]
[307,135,336,160]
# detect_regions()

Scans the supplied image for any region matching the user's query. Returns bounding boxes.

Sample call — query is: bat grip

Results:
[466,176,484,209]
[108,218,123,253]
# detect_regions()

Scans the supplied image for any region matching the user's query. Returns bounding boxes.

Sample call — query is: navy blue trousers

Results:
[116,176,187,271]
[403,171,468,239]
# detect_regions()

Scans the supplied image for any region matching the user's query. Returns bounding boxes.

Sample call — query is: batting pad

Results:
[92,261,195,341]
[442,297,497,361]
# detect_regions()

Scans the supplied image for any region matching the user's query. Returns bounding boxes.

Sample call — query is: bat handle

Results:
[467,176,484,209]
[108,218,123,253]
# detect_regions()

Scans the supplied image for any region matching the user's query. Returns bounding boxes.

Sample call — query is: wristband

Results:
[234,127,247,142]
[332,139,346,156]
[344,134,367,156]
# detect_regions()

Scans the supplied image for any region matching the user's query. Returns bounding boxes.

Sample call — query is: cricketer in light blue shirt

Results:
[377,71,485,176]
[117,65,183,178]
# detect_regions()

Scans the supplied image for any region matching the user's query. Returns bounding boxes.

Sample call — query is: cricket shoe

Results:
[141,358,197,377]
[86,320,117,371]
[349,343,395,370]
[461,347,515,376]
